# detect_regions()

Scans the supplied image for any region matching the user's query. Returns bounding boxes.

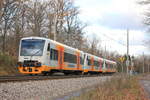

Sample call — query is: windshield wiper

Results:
[30,49,42,61]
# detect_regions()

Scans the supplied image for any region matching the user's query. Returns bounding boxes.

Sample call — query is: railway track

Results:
[0,74,104,83]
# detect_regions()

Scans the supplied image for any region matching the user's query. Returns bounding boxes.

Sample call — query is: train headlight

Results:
[36,62,41,67]
[17,62,23,67]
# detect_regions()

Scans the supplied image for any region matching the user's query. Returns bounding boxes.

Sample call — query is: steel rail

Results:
[0,74,106,83]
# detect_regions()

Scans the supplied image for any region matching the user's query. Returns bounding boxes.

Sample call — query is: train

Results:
[17,37,117,75]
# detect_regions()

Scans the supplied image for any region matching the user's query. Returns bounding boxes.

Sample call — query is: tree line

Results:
[0,0,118,60]
[0,0,86,56]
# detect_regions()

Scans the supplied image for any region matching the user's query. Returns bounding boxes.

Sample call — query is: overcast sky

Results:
[75,0,150,56]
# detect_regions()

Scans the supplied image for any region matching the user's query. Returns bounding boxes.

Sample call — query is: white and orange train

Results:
[17,37,117,75]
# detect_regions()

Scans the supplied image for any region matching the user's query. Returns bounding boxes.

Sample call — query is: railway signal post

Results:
[126,29,129,74]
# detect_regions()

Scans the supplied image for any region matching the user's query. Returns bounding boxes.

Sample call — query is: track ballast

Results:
[0,74,105,83]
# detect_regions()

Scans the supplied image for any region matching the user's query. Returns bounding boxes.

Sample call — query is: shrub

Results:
[0,52,18,75]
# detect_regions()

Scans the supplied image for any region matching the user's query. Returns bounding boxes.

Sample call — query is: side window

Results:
[94,60,99,67]
[80,57,84,65]
[47,43,50,51]
[50,49,58,61]
[87,56,91,66]
[106,63,110,68]
[64,52,77,63]
[99,60,102,67]
[105,63,108,68]
[102,61,104,67]
[111,64,114,69]
[110,64,112,69]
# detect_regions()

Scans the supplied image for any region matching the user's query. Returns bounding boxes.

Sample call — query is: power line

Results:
[100,33,126,47]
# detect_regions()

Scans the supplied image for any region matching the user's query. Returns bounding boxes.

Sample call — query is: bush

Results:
[0,52,18,75]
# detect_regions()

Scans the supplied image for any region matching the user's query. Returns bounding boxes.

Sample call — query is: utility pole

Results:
[126,29,129,74]
[130,56,134,74]
[143,52,145,73]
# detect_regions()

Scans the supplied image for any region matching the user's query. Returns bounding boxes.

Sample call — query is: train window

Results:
[109,64,111,69]
[94,60,99,67]
[110,64,113,69]
[102,61,105,67]
[106,63,110,68]
[64,52,77,63]
[105,63,108,68]
[47,43,50,51]
[87,57,91,66]
[112,64,114,69]
[99,61,102,67]
[20,39,45,56]
[50,49,58,60]
[80,57,84,65]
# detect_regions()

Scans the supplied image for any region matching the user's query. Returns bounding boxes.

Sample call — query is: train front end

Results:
[17,37,46,75]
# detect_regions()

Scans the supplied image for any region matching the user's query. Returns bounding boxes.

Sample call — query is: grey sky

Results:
[75,0,149,56]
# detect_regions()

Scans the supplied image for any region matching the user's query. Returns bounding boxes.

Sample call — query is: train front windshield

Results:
[20,39,45,56]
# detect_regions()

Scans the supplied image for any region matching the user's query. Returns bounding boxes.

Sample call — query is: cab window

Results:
[47,43,50,51]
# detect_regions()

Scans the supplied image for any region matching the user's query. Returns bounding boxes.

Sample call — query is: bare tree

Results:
[11,0,28,55]
[0,0,86,55]
[86,35,101,55]
[47,0,87,49]
[0,0,19,53]
[46,0,77,40]
[25,0,47,36]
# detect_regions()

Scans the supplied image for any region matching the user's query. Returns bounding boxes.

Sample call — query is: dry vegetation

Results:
[70,75,149,100]
[0,53,18,75]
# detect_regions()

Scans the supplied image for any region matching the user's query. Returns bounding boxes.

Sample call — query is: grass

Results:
[0,52,18,75]
[70,74,149,100]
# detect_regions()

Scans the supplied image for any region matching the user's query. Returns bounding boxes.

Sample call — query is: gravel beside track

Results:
[0,76,110,100]
[0,75,102,82]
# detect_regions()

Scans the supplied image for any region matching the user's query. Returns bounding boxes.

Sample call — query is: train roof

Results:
[104,59,116,64]
[21,36,48,41]
[86,53,103,61]
[21,36,84,53]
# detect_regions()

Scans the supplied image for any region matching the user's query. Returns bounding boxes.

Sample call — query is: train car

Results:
[17,37,85,75]
[102,59,117,74]
[83,53,103,74]
[17,36,117,75]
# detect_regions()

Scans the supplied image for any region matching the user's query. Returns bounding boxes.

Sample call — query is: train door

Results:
[76,52,80,70]
[50,46,59,67]
[108,63,110,72]
[82,54,89,72]
[46,43,50,65]
[80,53,84,70]
[102,60,106,72]
[99,59,102,72]
[91,57,94,71]
[58,46,64,69]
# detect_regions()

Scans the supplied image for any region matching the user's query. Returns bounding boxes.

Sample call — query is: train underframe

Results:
[18,66,115,76]
[17,60,115,75]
